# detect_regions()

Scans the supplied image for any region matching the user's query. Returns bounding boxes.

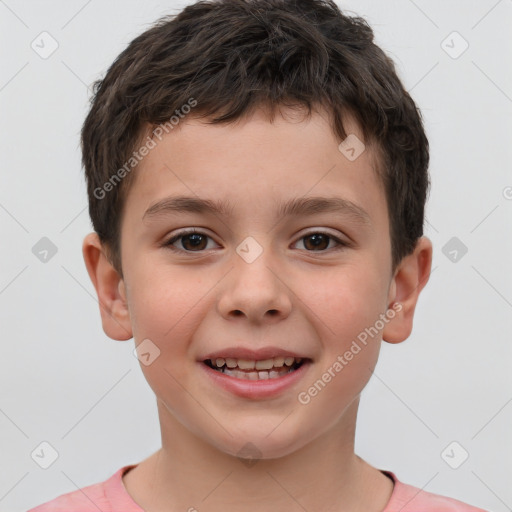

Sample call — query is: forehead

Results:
[122,107,388,234]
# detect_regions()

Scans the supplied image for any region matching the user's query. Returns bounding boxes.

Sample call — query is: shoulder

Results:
[27,465,139,512]
[27,481,108,512]
[382,471,489,512]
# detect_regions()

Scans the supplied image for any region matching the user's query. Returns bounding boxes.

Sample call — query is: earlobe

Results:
[82,232,133,341]
[382,236,433,344]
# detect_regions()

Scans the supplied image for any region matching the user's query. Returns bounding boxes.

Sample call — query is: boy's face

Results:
[84,106,431,459]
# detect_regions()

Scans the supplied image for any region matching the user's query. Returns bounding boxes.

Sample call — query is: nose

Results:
[217,244,292,324]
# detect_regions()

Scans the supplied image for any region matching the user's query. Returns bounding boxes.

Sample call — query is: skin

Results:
[83,105,432,512]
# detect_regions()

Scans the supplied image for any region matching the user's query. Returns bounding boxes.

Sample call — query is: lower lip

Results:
[198,361,311,400]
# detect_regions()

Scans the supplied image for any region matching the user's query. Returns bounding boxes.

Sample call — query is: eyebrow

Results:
[142,195,372,227]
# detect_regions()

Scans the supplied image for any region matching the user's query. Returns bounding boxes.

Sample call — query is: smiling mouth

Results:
[203,356,306,380]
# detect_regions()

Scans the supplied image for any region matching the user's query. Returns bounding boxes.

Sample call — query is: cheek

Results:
[128,269,203,342]
[130,278,203,412]
[304,264,388,346]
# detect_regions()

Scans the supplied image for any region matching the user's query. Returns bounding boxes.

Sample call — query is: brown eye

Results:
[303,233,330,250]
[179,233,208,251]
[294,232,347,252]
[164,230,216,252]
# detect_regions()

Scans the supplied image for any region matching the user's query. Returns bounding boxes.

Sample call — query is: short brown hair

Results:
[81,0,429,277]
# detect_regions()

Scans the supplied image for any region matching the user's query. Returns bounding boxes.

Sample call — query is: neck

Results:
[123,398,393,512]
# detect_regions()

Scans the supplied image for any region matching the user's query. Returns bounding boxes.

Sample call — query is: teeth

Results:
[255,358,274,370]
[209,356,303,370]
[273,356,285,367]
[220,367,295,380]
[207,356,306,380]
[237,359,256,370]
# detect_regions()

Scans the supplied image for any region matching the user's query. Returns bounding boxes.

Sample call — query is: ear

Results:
[82,232,133,341]
[382,236,433,344]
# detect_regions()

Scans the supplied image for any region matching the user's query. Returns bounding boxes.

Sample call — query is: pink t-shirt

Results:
[28,465,488,511]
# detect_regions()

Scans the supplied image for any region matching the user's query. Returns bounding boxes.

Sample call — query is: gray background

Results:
[1,1,511,510]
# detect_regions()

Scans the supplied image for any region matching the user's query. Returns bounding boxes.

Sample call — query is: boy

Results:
[29,0,488,510]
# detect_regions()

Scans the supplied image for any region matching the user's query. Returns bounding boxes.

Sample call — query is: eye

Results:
[163,229,218,252]
[293,231,348,252]
[162,229,349,253]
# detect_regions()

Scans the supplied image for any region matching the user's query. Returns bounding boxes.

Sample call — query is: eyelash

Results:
[162,229,349,254]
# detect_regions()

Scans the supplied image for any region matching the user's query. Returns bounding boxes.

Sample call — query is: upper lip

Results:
[201,346,309,361]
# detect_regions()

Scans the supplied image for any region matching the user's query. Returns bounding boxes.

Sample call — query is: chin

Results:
[206,420,312,462]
